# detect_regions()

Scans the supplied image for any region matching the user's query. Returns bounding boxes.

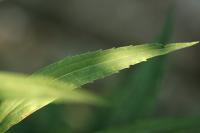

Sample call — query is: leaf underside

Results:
[0,42,198,133]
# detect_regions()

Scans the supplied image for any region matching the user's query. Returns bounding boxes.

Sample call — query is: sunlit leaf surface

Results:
[0,42,198,133]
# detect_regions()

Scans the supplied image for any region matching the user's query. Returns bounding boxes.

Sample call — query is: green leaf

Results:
[106,8,175,126]
[96,117,200,133]
[34,42,199,85]
[0,42,198,133]
[0,72,104,133]
[0,71,103,104]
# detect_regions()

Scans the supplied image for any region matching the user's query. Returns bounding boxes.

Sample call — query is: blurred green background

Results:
[0,0,200,133]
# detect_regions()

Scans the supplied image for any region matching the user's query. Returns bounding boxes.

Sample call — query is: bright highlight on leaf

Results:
[0,72,104,133]
[0,42,198,133]
[0,71,104,104]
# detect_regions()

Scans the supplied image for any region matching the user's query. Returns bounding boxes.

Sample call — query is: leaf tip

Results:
[183,41,199,47]
[166,41,199,51]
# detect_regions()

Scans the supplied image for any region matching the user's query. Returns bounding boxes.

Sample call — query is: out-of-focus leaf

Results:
[0,72,103,104]
[107,8,175,126]
[96,117,200,133]
[0,42,198,133]
[0,72,104,133]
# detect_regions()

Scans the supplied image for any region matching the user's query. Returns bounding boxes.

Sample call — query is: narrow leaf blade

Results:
[0,42,198,132]
[34,42,198,86]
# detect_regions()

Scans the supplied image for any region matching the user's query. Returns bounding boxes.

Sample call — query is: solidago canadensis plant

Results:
[0,41,199,133]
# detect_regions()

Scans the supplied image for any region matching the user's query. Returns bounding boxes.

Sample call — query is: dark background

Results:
[0,0,200,132]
